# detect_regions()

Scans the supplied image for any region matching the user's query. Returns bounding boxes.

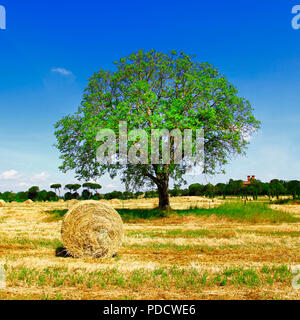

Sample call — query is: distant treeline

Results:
[0,179,299,203]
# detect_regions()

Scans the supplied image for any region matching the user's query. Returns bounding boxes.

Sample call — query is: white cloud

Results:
[17,182,30,188]
[31,172,50,182]
[0,170,21,180]
[51,67,73,76]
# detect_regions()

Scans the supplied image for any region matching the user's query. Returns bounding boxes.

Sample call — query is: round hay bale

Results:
[62,200,124,258]
[25,199,33,204]
[0,200,6,207]
[58,199,64,203]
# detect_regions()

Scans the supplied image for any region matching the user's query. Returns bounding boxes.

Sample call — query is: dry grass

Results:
[0,198,300,300]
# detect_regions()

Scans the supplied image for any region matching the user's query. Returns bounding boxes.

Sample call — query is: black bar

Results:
[0,300,298,319]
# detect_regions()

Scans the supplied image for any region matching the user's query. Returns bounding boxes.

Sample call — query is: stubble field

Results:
[0,197,300,300]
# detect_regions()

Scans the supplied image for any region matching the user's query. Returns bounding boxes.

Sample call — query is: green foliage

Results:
[1,178,299,203]
[82,182,93,190]
[50,184,62,195]
[81,189,91,200]
[28,186,40,201]
[47,209,68,220]
[91,193,103,200]
[286,180,300,199]
[72,184,81,192]
[104,190,123,200]
[64,192,73,201]
[145,190,159,198]
[177,202,298,223]
[37,190,48,202]
[16,191,28,202]
[47,191,57,201]
[270,179,285,200]
[64,184,81,198]
[82,182,102,194]
[118,209,168,221]
[1,191,16,202]
[228,179,244,196]
[73,192,80,199]
[64,184,74,192]
[189,183,204,196]
[123,191,134,199]
[91,183,101,192]
[215,183,227,199]
[54,49,260,208]
[204,183,215,198]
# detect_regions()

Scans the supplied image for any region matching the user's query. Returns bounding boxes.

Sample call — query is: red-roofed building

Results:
[243,175,256,187]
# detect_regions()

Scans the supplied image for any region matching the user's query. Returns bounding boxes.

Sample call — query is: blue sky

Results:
[0,0,299,193]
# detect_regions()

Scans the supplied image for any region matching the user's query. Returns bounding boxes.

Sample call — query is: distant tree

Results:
[90,183,102,194]
[2,191,16,202]
[47,191,57,201]
[92,193,103,200]
[286,180,300,200]
[249,180,262,200]
[228,179,243,197]
[188,184,204,196]
[64,184,74,193]
[50,184,62,197]
[64,192,73,200]
[73,192,80,200]
[270,179,285,200]
[123,191,133,200]
[82,189,91,200]
[37,190,48,202]
[28,186,39,201]
[181,189,190,197]
[170,188,181,197]
[16,191,28,202]
[135,192,144,199]
[215,183,227,199]
[204,183,215,198]
[82,182,93,192]
[64,184,81,199]
[72,184,81,193]
[260,182,270,198]
[104,191,123,200]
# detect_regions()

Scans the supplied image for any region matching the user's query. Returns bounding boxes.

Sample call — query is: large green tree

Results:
[55,50,260,209]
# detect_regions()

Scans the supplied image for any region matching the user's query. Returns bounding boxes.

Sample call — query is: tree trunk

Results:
[157,180,170,211]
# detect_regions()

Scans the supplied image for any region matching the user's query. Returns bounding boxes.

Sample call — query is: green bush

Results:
[82,189,91,200]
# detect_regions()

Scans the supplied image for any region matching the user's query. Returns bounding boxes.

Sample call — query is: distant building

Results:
[243,175,256,187]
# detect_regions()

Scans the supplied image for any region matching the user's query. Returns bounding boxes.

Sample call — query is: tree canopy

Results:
[55,50,260,209]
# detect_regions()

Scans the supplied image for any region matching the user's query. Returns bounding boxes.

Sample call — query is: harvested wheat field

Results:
[0,197,300,300]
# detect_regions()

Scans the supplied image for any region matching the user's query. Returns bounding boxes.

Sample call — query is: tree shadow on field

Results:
[55,247,72,258]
